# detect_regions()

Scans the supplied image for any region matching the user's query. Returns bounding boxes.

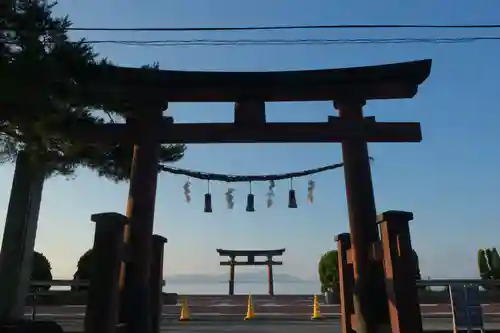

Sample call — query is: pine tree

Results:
[0,2,185,320]
[0,0,185,178]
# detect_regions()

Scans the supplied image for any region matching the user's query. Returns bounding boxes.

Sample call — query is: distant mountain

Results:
[166,272,309,283]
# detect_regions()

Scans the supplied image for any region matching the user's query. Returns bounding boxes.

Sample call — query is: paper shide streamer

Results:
[225,188,235,209]
[183,178,191,203]
[267,180,276,208]
[307,180,315,203]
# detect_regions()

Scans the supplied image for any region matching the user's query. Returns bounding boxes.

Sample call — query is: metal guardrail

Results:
[31,278,498,288]
[28,279,165,320]
[30,279,89,287]
[30,279,166,288]
[26,278,500,321]
[416,279,500,287]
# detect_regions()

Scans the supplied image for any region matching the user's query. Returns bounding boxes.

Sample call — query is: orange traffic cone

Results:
[311,295,322,320]
[179,297,191,321]
[244,293,255,320]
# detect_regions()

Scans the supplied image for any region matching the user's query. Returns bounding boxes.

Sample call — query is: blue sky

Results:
[1,0,499,281]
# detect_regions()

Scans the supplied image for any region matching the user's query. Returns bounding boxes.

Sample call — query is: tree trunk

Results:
[0,151,45,321]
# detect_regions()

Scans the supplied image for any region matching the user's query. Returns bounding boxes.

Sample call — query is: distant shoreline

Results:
[166,280,315,284]
[164,281,319,295]
[165,273,314,284]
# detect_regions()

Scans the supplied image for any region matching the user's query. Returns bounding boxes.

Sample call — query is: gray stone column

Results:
[0,151,45,321]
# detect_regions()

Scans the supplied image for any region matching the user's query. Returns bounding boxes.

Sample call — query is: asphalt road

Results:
[24,302,500,332]
[25,315,500,333]
[26,303,500,316]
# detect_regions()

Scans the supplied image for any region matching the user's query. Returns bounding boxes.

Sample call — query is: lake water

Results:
[163,281,320,295]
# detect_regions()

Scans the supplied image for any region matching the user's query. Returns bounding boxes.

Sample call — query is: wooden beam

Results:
[219,261,283,266]
[77,59,431,103]
[63,120,422,145]
[82,83,420,103]
[234,101,266,125]
[216,248,286,256]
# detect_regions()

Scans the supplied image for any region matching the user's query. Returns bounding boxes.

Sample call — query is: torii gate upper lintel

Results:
[75,59,432,333]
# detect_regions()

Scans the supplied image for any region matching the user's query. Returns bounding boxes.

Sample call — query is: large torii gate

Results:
[217,248,286,296]
[70,59,431,333]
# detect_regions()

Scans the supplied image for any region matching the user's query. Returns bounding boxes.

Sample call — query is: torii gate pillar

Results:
[335,100,389,333]
[118,110,163,333]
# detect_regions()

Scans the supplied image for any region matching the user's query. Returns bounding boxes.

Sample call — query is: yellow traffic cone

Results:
[311,295,322,320]
[244,293,255,320]
[179,297,191,321]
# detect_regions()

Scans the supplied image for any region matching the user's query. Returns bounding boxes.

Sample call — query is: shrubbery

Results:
[71,249,93,291]
[30,251,52,292]
[318,250,339,293]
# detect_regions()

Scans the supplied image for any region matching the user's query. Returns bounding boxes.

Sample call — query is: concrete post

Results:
[84,212,128,333]
[149,235,167,333]
[336,233,355,333]
[378,210,423,333]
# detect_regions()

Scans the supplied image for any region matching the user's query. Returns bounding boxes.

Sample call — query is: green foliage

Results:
[1,0,186,181]
[478,247,500,290]
[317,249,421,294]
[1,0,98,174]
[411,249,426,290]
[318,250,339,293]
[71,249,93,291]
[78,140,186,182]
[478,249,489,278]
[30,251,52,292]
[412,249,421,279]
